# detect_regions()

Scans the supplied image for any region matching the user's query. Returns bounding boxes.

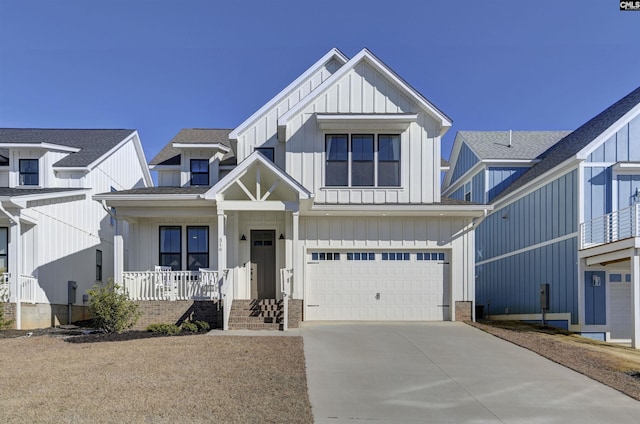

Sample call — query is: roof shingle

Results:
[458,131,571,161]
[149,129,234,166]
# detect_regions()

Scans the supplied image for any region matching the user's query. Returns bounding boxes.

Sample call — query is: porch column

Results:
[114,218,124,285]
[632,250,640,349]
[8,219,21,329]
[292,211,299,298]
[217,210,227,271]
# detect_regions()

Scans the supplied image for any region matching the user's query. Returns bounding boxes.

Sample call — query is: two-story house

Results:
[0,129,152,329]
[444,86,640,348]
[95,48,490,330]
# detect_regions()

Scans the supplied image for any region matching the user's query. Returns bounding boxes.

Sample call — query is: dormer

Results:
[149,129,235,187]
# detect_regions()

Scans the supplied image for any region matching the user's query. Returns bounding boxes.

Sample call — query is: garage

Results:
[305,250,450,321]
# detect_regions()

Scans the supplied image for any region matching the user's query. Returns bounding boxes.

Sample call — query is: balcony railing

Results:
[122,270,222,301]
[580,203,640,249]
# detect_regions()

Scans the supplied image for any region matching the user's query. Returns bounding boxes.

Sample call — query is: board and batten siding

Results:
[476,170,578,262]
[487,167,528,202]
[298,216,475,306]
[235,58,343,168]
[476,238,578,324]
[285,61,441,204]
[450,143,479,186]
[586,113,640,163]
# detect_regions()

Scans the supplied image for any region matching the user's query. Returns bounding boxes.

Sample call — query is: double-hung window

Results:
[190,159,209,186]
[187,226,209,271]
[0,227,7,272]
[325,134,400,187]
[326,135,348,186]
[255,147,275,162]
[96,250,103,281]
[159,226,182,270]
[19,159,39,186]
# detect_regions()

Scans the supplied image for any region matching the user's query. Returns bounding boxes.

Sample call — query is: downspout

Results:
[0,202,21,330]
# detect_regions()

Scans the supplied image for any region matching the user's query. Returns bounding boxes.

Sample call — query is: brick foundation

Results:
[133,300,223,330]
[455,301,473,322]
[0,302,91,329]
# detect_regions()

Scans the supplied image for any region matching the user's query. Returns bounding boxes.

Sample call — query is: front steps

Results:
[228,299,284,330]
[229,299,302,330]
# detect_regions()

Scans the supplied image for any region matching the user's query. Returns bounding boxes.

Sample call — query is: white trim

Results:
[613,162,640,173]
[53,167,89,173]
[278,48,452,130]
[577,102,640,160]
[442,161,485,197]
[476,232,579,266]
[93,193,206,202]
[1,143,80,153]
[482,159,540,165]
[172,143,231,153]
[316,113,417,131]
[149,164,181,171]
[229,48,349,140]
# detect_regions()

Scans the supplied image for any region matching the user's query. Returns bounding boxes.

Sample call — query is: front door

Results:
[250,230,276,299]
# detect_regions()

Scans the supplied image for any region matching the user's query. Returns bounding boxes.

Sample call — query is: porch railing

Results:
[221,269,234,331]
[0,273,37,304]
[580,203,640,249]
[122,270,221,301]
[280,268,293,331]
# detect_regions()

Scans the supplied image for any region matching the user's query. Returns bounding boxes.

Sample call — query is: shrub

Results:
[180,320,198,332]
[194,320,210,332]
[87,280,140,334]
[147,323,181,335]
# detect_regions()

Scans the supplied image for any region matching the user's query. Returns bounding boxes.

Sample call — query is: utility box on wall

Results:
[540,283,550,310]
[68,281,77,305]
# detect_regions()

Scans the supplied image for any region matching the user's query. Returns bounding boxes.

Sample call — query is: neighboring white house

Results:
[95,48,491,329]
[444,86,640,348]
[0,129,152,329]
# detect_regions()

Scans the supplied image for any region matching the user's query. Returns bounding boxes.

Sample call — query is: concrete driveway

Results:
[301,322,640,423]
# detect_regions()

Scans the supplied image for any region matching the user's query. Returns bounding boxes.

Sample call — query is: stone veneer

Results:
[455,301,473,321]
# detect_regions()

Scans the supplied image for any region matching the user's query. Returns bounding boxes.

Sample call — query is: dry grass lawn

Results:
[0,334,312,423]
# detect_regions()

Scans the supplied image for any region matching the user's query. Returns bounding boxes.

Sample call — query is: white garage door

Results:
[305,251,450,321]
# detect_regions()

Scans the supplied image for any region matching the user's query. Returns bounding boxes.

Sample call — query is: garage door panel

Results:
[306,251,449,321]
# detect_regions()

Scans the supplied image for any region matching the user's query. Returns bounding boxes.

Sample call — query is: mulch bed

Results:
[470,320,640,401]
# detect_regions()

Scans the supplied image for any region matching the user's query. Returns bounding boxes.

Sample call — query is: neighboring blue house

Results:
[443,86,640,348]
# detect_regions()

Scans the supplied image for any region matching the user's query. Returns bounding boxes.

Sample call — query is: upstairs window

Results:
[326,135,348,186]
[190,159,209,186]
[325,134,401,187]
[19,159,39,186]
[464,181,472,202]
[255,147,275,162]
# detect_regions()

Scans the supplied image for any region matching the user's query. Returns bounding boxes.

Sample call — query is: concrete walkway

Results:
[301,322,640,423]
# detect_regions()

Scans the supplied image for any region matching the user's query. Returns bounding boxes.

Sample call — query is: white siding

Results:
[158,171,180,187]
[236,58,342,167]
[285,62,441,204]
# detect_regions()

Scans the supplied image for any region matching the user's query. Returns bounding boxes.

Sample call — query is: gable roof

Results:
[229,48,349,140]
[458,131,571,160]
[0,128,136,167]
[149,129,235,166]
[278,48,452,130]
[493,86,640,203]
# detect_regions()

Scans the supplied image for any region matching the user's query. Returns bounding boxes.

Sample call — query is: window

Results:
[351,135,374,186]
[464,181,472,202]
[187,226,209,271]
[378,135,400,186]
[255,147,275,162]
[382,252,410,261]
[96,250,103,281]
[19,159,39,186]
[0,227,7,272]
[159,226,182,270]
[190,159,209,186]
[347,252,376,261]
[417,252,445,261]
[326,135,348,186]
[325,134,401,187]
[311,252,340,261]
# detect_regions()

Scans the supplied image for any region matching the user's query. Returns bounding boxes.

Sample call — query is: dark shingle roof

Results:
[149,129,234,166]
[441,157,449,167]
[0,129,135,167]
[96,186,210,196]
[458,131,571,160]
[493,86,640,203]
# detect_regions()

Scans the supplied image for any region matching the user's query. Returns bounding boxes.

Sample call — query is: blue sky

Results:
[1,0,639,167]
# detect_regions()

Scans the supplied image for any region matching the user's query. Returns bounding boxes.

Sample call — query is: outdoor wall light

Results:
[279,233,285,240]
[240,234,246,241]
